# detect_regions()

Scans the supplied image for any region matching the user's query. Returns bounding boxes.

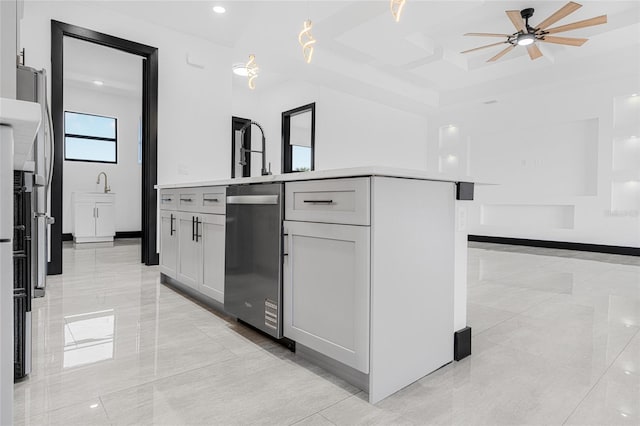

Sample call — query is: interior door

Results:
[199,213,225,303]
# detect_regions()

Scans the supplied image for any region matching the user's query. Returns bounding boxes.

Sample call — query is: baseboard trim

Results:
[62,231,141,242]
[454,326,472,361]
[468,235,640,257]
[115,231,142,239]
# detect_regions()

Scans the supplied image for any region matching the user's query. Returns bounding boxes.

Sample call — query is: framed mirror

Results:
[282,103,315,173]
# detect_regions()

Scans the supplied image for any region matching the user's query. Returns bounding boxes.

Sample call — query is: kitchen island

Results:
[156,166,474,404]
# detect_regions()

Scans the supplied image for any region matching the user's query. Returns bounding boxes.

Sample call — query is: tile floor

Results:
[13,239,640,425]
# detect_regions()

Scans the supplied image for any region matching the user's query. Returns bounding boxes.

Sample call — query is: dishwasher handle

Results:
[227,195,279,205]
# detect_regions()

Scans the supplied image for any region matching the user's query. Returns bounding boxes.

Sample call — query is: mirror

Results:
[282,103,315,173]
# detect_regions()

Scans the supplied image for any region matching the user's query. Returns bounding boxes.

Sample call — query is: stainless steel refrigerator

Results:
[16,65,55,298]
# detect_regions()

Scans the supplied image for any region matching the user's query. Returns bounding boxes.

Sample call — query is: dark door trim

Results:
[50,20,159,274]
[281,103,315,173]
[231,116,251,178]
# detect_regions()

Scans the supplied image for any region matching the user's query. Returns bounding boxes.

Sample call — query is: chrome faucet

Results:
[239,121,272,176]
[96,172,111,193]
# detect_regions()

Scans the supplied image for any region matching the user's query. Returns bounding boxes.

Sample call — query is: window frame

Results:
[281,102,315,173]
[64,110,118,164]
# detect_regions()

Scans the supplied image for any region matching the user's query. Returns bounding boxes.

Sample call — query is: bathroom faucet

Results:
[239,121,271,176]
[96,172,111,193]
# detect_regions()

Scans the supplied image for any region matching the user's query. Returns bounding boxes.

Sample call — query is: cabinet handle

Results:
[162,198,172,202]
[170,213,175,236]
[203,198,219,203]
[303,200,333,204]
[195,217,201,242]
[93,207,96,218]
[191,216,195,241]
[96,207,99,218]
[181,198,193,202]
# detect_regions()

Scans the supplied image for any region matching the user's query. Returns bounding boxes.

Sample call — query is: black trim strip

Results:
[51,20,159,275]
[115,231,142,239]
[469,235,640,257]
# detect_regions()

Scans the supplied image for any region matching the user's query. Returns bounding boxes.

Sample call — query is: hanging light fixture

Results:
[246,54,258,90]
[390,0,406,22]
[298,19,316,64]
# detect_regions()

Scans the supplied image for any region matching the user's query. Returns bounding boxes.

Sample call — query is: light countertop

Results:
[155,166,486,189]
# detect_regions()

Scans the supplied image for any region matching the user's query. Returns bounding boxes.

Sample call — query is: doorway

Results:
[50,21,159,274]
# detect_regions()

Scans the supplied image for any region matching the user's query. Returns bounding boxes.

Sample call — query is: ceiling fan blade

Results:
[526,44,543,60]
[464,33,512,38]
[545,15,607,34]
[461,41,507,54]
[506,10,528,33]
[540,35,588,46]
[487,45,516,62]
[535,1,582,30]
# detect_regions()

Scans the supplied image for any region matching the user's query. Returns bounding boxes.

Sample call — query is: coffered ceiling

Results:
[89,1,640,112]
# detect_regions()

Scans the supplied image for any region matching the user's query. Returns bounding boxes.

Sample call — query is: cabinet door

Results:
[159,210,178,278]
[283,220,370,373]
[74,202,96,237]
[176,212,199,289]
[95,202,115,237]
[199,213,225,303]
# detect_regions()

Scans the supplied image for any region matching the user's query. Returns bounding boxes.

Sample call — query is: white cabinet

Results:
[284,176,456,404]
[71,192,115,243]
[283,220,370,373]
[176,212,199,290]
[159,188,226,304]
[200,214,225,302]
[159,210,177,278]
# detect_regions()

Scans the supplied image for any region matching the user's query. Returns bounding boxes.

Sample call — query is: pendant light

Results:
[246,54,258,90]
[298,19,316,64]
[390,0,406,22]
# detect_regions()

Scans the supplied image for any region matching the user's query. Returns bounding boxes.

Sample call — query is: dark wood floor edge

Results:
[468,235,640,257]
[62,231,141,241]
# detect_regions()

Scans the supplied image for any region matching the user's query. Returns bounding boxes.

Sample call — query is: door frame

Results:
[50,20,159,274]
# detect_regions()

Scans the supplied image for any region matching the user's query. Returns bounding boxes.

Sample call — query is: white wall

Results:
[232,79,429,176]
[20,1,233,186]
[428,74,640,248]
[62,84,142,234]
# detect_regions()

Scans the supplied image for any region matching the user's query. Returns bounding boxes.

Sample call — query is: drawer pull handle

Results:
[303,200,333,204]
[181,198,193,202]
[162,198,172,202]
[203,198,219,202]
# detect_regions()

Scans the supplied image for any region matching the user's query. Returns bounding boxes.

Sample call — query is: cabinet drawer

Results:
[197,187,226,215]
[159,190,177,210]
[177,190,199,212]
[285,177,370,225]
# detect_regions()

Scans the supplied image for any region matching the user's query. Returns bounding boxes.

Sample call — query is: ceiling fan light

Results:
[517,33,535,46]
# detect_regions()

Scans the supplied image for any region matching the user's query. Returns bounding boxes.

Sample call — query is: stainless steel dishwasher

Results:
[224,183,284,338]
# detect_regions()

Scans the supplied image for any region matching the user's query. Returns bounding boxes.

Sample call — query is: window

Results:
[64,111,117,163]
[282,103,315,173]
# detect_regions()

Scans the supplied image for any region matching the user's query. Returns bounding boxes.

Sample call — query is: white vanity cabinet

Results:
[159,188,226,304]
[71,192,115,243]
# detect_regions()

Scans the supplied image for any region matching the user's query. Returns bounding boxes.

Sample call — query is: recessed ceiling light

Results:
[92,80,104,86]
[232,63,248,77]
[632,93,638,97]
[212,6,226,14]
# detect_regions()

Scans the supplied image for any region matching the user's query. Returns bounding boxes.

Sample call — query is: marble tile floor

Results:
[13,239,640,425]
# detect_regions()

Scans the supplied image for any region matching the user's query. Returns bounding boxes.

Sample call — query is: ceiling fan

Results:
[461,1,607,62]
